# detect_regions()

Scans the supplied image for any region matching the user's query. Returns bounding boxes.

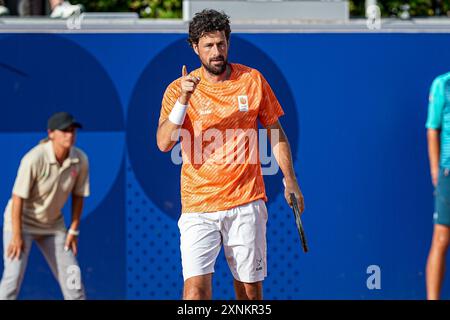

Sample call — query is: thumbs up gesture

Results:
[179,65,201,105]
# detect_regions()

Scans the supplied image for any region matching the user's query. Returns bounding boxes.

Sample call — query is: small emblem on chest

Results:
[238,95,249,112]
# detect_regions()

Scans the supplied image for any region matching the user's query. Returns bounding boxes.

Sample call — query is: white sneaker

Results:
[50,1,83,19]
[0,5,9,16]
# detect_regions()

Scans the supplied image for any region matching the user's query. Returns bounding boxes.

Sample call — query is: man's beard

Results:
[202,56,228,76]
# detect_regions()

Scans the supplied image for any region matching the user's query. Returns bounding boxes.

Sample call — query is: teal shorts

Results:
[434,168,450,226]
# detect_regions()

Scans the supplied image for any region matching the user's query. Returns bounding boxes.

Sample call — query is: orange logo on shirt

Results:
[238,95,249,112]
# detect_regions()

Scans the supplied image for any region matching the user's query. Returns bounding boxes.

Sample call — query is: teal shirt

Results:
[426,72,450,168]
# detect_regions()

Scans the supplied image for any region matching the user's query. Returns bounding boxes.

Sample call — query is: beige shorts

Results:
[178,199,268,283]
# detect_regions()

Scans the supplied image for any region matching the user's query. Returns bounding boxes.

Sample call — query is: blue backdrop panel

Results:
[0,33,449,299]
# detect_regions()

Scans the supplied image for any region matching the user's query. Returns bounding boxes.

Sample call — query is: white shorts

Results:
[178,199,268,283]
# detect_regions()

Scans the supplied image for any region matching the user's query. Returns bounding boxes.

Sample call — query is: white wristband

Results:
[168,100,188,125]
[68,229,79,236]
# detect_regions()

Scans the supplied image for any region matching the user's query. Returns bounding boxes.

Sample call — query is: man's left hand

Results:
[284,178,305,214]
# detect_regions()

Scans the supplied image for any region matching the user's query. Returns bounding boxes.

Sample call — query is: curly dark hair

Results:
[188,9,231,47]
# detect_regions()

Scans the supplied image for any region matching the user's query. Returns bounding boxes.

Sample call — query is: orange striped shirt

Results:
[160,63,284,213]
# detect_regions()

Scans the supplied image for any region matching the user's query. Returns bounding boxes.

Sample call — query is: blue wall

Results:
[0,33,449,299]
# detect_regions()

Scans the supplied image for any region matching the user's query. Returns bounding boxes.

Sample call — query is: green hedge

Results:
[72,0,449,18]
[350,0,450,17]
[72,0,182,18]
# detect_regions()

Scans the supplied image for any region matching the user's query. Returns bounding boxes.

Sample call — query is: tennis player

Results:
[157,9,304,300]
[426,71,450,300]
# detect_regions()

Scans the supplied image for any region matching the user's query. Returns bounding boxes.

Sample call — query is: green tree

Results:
[350,0,449,17]
[73,0,449,18]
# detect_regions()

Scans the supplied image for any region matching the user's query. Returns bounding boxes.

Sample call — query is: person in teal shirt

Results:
[426,71,450,300]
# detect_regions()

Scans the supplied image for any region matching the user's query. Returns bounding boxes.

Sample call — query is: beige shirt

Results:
[3,141,90,235]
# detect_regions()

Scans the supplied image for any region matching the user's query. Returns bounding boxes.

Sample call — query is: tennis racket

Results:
[283,178,308,253]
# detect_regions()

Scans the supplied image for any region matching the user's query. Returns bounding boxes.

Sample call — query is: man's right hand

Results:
[179,65,200,105]
[7,234,23,260]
